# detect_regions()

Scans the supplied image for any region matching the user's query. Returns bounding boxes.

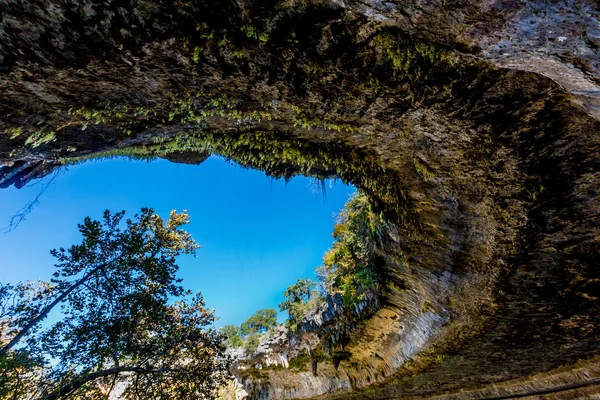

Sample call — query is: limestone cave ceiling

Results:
[0,0,599,398]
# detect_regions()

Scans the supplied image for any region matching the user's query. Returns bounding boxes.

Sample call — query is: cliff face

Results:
[1,0,600,399]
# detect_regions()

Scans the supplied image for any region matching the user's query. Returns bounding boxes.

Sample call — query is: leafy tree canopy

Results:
[279,278,319,325]
[280,278,315,306]
[221,325,243,348]
[239,308,277,336]
[0,208,229,400]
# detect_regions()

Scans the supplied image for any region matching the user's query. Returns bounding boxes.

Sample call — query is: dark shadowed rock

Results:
[161,150,210,165]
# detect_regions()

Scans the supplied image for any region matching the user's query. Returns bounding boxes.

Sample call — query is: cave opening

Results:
[0,154,359,329]
[1,0,600,397]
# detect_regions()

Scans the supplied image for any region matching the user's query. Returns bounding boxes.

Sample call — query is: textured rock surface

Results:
[347,0,600,119]
[1,0,599,399]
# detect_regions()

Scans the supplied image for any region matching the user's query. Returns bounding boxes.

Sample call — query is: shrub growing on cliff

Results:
[0,209,228,400]
[243,335,261,357]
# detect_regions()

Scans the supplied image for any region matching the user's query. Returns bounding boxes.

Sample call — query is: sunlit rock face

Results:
[1,0,599,399]
[346,0,600,121]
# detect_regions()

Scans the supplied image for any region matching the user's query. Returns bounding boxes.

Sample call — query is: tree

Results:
[221,325,243,348]
[239,309,277,336]
[0,208,229,400]
[0,282,42,400]
[279,278,318,325]
[320,193,383,307]
[280,278,316,307]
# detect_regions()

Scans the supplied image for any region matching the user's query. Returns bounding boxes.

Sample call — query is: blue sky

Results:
[0,156,355,327]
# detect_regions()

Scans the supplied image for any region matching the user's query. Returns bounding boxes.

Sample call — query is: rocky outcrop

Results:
[346,0,600,120]
[1,0,599,398]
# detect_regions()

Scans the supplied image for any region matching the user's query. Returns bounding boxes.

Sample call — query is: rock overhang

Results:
[1,0,599,398]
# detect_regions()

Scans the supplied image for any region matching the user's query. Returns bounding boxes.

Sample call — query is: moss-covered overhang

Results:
[1,0,599,398]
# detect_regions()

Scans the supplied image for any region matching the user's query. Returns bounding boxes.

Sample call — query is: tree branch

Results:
[1,169,62,233]
[0,262,110,355]
[104,369,118,400]
[45,365,180,400]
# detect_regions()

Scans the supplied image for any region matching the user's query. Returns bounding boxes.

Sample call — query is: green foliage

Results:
[0,284,40,400]
[258,32,270,43]
[60,145,163,164]
[0,209,228,400]
[320,193,386,308]
[279,278,321,327]
[222,325,244,347]
[5,126,23,139]
[288,353,310,371]
[374,33,451,80]
[240,308,277,336]
[232,48,246,59]
[433,353,449,363]
[241,26,269,43]
[193,46,202,62]
[413,159,435,182]
[241,25,258,39]
[282,278,315,304]
[221,309,277,355]
[17,125,57,148]
[243,334,260,357]
[0,350,37,399]
[303,62,326,76]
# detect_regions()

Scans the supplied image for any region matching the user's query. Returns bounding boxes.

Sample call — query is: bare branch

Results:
[2,168,63,233]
